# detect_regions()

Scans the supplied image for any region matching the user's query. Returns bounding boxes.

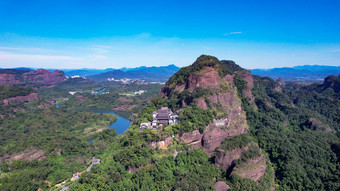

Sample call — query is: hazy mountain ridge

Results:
[87,64,180,82]
[250,65,340,81]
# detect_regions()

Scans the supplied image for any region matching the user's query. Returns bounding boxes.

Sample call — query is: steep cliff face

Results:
[232,155,267,182]
[215,142,267,182]
[158,55,272,184]
[23,69,66,84]
[161,55,252,155]
[0,69,66,86]
[215,147,248,170]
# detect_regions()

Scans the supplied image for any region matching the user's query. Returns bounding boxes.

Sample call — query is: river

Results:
[97,111,131,134]
[55,104,130,139]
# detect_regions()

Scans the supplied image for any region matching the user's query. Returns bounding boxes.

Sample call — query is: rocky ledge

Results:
[2,92,39,105]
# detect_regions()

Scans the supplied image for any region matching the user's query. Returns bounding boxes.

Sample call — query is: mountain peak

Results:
[194,55,220,66]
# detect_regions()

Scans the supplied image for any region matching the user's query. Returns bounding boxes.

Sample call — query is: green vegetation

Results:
[218,134,252,151]
[0,101,116,156]
[0,85,35,100]
[0,85,119,190]
[1,58,339,191]
[175,105,214,133]
[71,149,220,191]
[240,75,340,190]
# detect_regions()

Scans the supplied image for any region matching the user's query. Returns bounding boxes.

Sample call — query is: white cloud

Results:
[223,32,243,35]
[0,51,85,69]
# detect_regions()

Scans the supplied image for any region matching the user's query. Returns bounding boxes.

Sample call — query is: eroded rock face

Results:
[215,147,248,170]
[277,77,285,86]
[214,181,230,191]
[173,68,250,156]
[0,149,45,161]
[149,137,173,149]
[202,125,248,155]
[0,73,22,85]
[195,98,208,109]
[178,113,249,156]
[23,69,66,84]
[236,70,254,103]
[2,93,39,105]
[178,130,203,149]
[187,67,221,91]
[232,155,266,182]
[306,118,332,132]
[0,69,66,86]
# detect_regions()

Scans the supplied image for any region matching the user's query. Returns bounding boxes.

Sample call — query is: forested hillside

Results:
[0,56,339,191]
[69,55,339,191]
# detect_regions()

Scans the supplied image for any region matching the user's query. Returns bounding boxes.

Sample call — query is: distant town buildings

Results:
[140,107,179,130]
[70,75,86,79]
[107,77,165,85]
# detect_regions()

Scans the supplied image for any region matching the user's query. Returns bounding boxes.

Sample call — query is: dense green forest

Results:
[241,75,340,190]
[0,86,118,190]
[68,66,339,190]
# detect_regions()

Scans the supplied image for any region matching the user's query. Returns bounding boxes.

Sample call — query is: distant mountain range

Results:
[86,64,180,82]
[250,65,340,81]
[1,64,339,82]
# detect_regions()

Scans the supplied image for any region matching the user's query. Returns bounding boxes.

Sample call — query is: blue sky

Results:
[0,0,340,69]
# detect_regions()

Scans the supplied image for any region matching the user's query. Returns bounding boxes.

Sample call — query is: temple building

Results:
[140,107,179,130]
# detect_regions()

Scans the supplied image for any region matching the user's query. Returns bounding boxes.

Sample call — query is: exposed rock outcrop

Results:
[0,149,45,161]
[215,144,267,182]
[214,181,230,191]
[161,56,251,155]
[306,118,332,132]
[232,155,267,182]
[149,137,173,149]
[277,77,285,86]
[23,69,66,84]
[236,70,255,103]
[187,67,221,91]
[0,69,66,86]
[214,147,249,170]
[178,130,203,149]
[158,55,269,184]
[2,92,39,105]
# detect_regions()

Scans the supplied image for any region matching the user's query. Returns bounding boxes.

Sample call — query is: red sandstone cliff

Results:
[158,55,270,183]
[0,69,66,86]
[2,92,39,105]
[162,60,252,155]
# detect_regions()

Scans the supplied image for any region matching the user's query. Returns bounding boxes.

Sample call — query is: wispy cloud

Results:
[0,51,85,68]
[0,46,55,53]
[136,33,152,38]
[331,49,340,53]
[93,45,111,48]
[88,54,107,60]
[90,48,109,54]
[223,32,243,35]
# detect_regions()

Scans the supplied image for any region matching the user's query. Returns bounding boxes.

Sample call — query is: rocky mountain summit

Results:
[0,69,66,86]
[149,55,274,185]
